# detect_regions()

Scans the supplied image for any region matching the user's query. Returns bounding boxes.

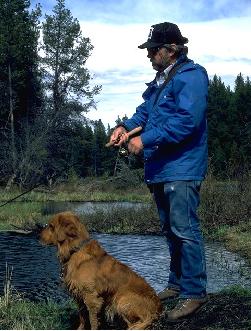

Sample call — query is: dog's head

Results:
[40,211,89,247]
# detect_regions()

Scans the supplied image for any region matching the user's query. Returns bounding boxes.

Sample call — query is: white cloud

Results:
[32,0,251,127]
[83,22,149,71]
[65,0,251,25]
[181,17,251,80]
[81,16,251,127]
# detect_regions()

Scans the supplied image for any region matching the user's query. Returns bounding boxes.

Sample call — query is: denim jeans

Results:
[152,180,207,299]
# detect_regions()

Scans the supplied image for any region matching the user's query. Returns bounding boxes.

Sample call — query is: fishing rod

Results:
[0,160,81,208]
[105,126,142,156]
[1,126,143,208]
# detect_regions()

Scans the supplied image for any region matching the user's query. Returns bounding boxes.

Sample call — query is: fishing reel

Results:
[105,126,143,158]
[119,146,129,157]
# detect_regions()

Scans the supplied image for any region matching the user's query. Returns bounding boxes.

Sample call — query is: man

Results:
[109,22,208,321]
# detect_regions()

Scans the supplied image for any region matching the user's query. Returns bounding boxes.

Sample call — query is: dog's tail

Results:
[115,292,162,330]
[128,316,154,330]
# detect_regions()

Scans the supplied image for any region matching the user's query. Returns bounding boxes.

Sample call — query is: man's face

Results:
[147,46,174,72]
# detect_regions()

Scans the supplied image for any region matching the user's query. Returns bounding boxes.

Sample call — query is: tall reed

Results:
[3,262,13,307]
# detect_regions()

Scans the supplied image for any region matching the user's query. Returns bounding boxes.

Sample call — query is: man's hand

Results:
[128,136,144,155]
[106,126,143,152]
[106,126,127,147]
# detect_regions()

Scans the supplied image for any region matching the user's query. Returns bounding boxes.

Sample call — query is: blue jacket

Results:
[123,56,209,184]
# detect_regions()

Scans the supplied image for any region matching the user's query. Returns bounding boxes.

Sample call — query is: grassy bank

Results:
[0,176,150,203]
[0,175,250,330]
[0,294,77,330]
[0,174,250,261]
[0,286,250,329]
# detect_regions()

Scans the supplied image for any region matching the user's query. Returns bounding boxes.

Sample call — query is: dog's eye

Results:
[49,224,54,231]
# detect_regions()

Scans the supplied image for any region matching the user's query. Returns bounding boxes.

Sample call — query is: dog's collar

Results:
[70,237,92,255]
[60,237,92,279]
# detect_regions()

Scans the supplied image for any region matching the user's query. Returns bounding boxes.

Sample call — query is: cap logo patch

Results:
[148,27,153,40]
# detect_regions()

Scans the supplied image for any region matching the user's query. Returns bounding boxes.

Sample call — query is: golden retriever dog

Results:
[40,211,162,330]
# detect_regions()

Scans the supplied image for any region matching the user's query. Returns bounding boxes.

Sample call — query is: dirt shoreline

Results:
[152,291,251,330]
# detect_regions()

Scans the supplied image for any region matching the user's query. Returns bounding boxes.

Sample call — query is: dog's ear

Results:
[57,216,78,241]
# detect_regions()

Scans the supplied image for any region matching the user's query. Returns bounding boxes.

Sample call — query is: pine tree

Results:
[0,0,42,124]
[207,73,251,178]
[81,123,95,177]
[40,0,101,183]
[41,0,100,116]
[92,120,108,176]
[231,73,251,176]
[0,0,42,187]
[207,75,233,177]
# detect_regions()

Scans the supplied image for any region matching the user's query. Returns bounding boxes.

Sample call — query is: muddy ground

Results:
[64,290,251,330]
[152,292,251,330]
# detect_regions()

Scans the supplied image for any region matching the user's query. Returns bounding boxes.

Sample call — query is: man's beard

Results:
[151,61,162,71]
[151,57,171,72]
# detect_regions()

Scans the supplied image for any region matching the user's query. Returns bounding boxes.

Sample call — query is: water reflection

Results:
[0,232,250,302]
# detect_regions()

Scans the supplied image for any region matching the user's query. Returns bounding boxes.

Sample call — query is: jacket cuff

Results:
[115,123,128,131]
[121,119,140,132]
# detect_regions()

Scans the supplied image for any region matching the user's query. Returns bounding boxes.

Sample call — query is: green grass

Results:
[0,176,250,262]
[0,295,77,330]
[1,286,250,330]
[223,221,251,264]
[0,202,44,230]
[82,202,160,234]
[0,187,150,204]
[0,176,250,329]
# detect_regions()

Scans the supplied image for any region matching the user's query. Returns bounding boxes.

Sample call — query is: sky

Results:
[31,0,251,127]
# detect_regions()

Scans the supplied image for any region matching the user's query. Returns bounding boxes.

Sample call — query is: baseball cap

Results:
[138,22,188,49]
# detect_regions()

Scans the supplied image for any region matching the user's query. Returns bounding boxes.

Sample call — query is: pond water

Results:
[0,231,250,302]
[41,200,148,216]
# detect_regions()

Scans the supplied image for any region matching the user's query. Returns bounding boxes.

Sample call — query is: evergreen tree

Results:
[230,74,251,176]
[207,75,233,177]
[92,120,108,176]
[207,73,251,178]
[0,0,42,187]
[40,0,101,183]
[41,0,100,116]
[81,123,95,176]
[0,0,42,125]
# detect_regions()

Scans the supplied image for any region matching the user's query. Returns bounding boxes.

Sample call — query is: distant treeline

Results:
[0,0,250,189]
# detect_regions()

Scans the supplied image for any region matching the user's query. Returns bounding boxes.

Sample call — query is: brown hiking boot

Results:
[167,297,208,322]
[158,287,180,301]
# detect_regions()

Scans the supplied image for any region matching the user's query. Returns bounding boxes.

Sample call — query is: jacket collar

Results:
[146,54,191,87]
